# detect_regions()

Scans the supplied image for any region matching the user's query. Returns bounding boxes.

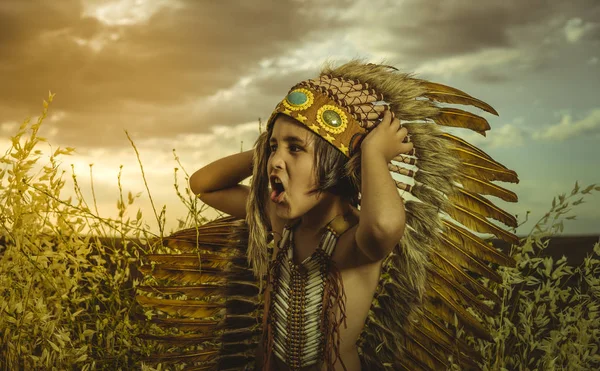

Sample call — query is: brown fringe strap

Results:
[261,246,287,370]
[317,249,348,371]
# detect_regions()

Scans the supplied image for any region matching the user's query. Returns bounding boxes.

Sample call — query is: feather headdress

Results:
[136,60,519,370]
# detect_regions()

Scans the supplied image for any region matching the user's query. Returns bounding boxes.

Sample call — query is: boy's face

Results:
[267,115,323,220]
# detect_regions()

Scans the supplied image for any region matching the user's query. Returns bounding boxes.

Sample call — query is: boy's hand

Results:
[361,111,413,162]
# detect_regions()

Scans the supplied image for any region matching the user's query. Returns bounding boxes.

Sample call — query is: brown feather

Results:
[445,206,519,244]
[433,108,490,135]
[137,282,259,298]
[442,220,516,267]
[428,267,495,317]
[421,310,480,361]
[136,295,224,318]
[145,253,246,268]
[424,287,491,341]
[456,173,518,202]
[449,187,518,227]
[440,132,497,162]
[137,284,225,297]
[421,81,499,115]
[430,250,500,303]
[451,147,517,179]
[138,333,215,344]
[460,162,519,184]
[403,330,449,370]
[149,317,221,332]
[138,265,253,285]
[438,234,503,283]
[409,324,481,370]
[144,349,218,363]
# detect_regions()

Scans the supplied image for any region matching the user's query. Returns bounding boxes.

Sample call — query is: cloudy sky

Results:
[1,0,599,237]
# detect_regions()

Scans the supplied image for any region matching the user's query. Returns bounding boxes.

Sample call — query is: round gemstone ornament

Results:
[316,105,348,134]
[283,88,314,111]
[322,110,342,127]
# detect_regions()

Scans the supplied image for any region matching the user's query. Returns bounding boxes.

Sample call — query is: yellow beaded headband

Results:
[266,74,390,157]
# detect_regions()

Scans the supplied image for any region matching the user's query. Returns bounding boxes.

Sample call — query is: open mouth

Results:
[270,177,286,203]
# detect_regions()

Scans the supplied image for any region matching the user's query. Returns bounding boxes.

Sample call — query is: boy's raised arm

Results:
[189,149,255,219]
[189,149,254,195]
[355,111,412,261]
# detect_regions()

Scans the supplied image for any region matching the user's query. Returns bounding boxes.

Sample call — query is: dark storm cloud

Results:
[383,0,600,60]
[0,0,349,134]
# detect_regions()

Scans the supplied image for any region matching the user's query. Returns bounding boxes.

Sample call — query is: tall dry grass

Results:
[0,96,598,370]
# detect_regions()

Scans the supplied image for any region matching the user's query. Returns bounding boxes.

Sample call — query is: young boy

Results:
[191,107,411,370]
[187,60,518,370]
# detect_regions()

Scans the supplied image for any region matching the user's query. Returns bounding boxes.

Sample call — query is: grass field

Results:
[1,96,598,370]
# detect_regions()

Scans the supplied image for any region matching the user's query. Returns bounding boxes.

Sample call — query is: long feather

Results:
[424,287,491,341]
[421,310,480,361]
[442,220,516,267]
[428,268,494,317]
[438,235,502,283]
[144,349,219,363]
[421,81,499,115]
[409,324,480,370]
[136,295,224,318]
[440,132,496,161]
[456,174,518,202]
[138,333,215,344]
[433,108,490,135]
[145,253,247,268]
[403,329,449,370]
[138,265,254,285]
[449,187,517,227]
[137,282,259,298]
[451,147,517,178]
[149,317,221,332]
[446,205,519,244]
[460,162,519,184]
[430,250,500,303]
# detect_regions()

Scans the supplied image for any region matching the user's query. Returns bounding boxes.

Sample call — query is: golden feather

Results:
[440,132,497,162]
[138,333,215,344]
[136,295,224,318]
[430,250,500,303]
[442,220,516,267]
[404,330,448,370]
[438,234,503,283]
[451,147,518,179]
[145,253,244,269]
[144,350,218,363]
[421,81,499,115]
[449,187,518,227]
[424,287,490,341]
[421,310,480,360]
[428,268,494,317]
[446,205,519,244]
[433,108,490,135]
[138,265,229,285]
[149,317,221,332]
[456,173,518,202]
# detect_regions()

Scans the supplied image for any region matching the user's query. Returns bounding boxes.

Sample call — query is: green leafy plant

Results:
[1,96,598,370]
[452,182,600,370]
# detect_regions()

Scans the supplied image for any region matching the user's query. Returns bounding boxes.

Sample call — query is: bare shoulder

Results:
[335,208,386,269]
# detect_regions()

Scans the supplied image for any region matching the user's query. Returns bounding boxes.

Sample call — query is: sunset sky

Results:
[1,0,599,236]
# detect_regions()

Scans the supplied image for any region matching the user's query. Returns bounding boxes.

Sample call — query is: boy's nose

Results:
[270,149,285,169]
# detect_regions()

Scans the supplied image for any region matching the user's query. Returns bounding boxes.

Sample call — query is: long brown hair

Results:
[245,114,362,279]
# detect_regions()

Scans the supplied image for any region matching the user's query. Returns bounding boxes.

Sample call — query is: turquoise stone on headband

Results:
[286,91,308,106]
[322,110,342,127]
